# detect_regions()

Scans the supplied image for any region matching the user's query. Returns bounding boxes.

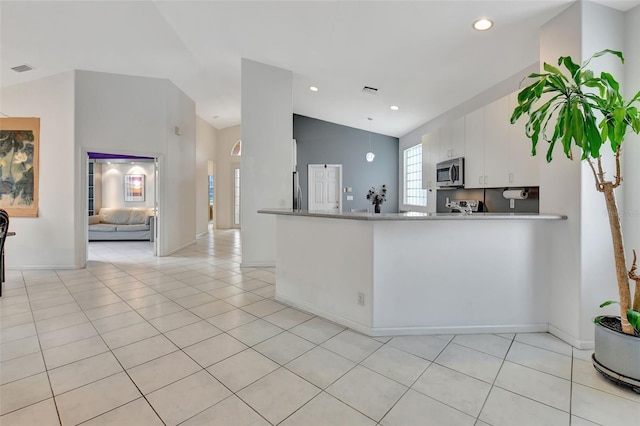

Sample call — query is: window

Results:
[403,144,427,206]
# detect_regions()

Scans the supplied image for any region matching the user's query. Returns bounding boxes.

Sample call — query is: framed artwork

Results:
[0,117,40,217]
[124,174,145,202]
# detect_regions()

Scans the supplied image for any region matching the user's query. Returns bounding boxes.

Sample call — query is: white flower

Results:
[14,152,27,163]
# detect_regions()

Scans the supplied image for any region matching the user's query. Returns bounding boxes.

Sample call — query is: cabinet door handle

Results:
[484,176,488,184]
[479,176,483,184]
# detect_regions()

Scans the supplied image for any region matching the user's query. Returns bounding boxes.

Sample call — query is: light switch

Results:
[347,187,353,193]
[346,195,353,201]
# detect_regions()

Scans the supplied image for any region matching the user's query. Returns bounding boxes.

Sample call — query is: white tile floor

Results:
[1,229,639,425]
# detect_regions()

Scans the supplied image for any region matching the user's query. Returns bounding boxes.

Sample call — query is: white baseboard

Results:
[549,324,593,349]
[8,264,82,270]
[370,324,549,337]
[277,293,550,338]
[163,240,196,256]
[275,294,372,335]
[241,262,275,268]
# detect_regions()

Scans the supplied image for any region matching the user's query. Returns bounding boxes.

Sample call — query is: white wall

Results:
[100,162,155,209]
[75,71,196,258]
[163,81,197,254]
[579,1,625,342]
[623,6,640,266]
[540,1,629,347]
[240,59,293,266]
[0,72,77,268]
[196,116,217,235]
[214,125,241,229]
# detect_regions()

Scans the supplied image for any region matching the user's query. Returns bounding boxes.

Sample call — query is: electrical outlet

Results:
[357,292,365,306]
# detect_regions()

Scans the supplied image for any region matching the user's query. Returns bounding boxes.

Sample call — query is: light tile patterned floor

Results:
[1,229,639,425]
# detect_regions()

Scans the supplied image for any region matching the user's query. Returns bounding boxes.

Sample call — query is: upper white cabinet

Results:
[507,92,540,186]
[439,117,465,161]
[421,130,439,190]
[420,90,539,191]
[483,97,510,188]
[464,108,486,188]
[464,93,539,188]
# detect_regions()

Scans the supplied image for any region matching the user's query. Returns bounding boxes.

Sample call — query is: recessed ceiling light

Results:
[390,105,399,111]
[473,18,493,31]
[309,86,319,92]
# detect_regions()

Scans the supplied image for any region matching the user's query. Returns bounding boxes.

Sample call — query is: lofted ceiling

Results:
[1,0,639,138]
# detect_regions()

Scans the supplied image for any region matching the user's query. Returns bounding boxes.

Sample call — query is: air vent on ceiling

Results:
[362,86,378,95]
[11,64,34,73]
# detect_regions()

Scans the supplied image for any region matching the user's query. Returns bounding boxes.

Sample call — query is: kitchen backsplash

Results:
[436,187,539,213]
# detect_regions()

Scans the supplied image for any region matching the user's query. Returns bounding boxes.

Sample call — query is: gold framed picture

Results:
[0,117,40,217]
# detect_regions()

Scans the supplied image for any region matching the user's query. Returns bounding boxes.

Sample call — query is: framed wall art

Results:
[0,117,40,217]
[124,174,145,202]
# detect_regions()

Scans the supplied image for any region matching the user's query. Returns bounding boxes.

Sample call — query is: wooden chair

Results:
[0,209,9,297]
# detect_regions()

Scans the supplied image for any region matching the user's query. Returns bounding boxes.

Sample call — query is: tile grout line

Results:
[20,268,63,426]
[473,333,516,424]
[52,267,168,426]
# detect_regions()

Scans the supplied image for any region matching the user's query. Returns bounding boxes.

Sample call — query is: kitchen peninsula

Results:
[259,208,566,337]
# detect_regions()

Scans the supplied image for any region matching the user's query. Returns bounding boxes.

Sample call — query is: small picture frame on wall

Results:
[124,174,145,202]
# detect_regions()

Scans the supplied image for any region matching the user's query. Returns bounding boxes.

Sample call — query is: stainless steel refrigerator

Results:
[293,170,302,210]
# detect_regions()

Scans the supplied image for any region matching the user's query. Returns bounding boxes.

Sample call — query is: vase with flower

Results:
[366,184,387,213]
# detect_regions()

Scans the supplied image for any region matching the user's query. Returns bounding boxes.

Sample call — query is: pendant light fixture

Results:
[366,117,375,162]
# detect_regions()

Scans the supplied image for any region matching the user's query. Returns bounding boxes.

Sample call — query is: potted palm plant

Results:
[511,49,640,392]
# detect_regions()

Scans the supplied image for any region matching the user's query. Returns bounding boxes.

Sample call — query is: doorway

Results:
[85,152,159,258]
[208,160,215,227]
[308,164,342,212]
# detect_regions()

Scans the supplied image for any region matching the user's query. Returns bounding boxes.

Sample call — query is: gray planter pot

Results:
[593,317,640,393]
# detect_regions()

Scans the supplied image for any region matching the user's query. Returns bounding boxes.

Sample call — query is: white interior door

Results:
[308,164,342,212]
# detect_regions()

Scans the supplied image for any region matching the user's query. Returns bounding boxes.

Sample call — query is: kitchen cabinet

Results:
[465,95,521,188]
[439,117,465,161]
[464,108,486,188]
[507,92,540,186]
[483,96,510,187]
[421,130,439,190]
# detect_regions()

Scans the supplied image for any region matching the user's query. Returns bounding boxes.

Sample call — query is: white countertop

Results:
[258,208,567,221]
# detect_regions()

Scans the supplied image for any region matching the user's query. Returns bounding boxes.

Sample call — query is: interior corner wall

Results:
[241,59,292,267]
[75,71,196,259]
[623,6,640,267]
[541,1,628,348]
[294,114,399,213]
[196,116,217,236]
[539,1,584,346]
[163,81,197,254]
[0,71,77,268]
[214,125,241,229]
[579,1,625,344]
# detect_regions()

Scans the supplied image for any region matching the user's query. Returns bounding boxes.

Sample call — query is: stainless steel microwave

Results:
[436,157,464,188]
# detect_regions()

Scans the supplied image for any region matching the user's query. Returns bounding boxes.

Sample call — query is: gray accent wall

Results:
[294,114,399,213]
